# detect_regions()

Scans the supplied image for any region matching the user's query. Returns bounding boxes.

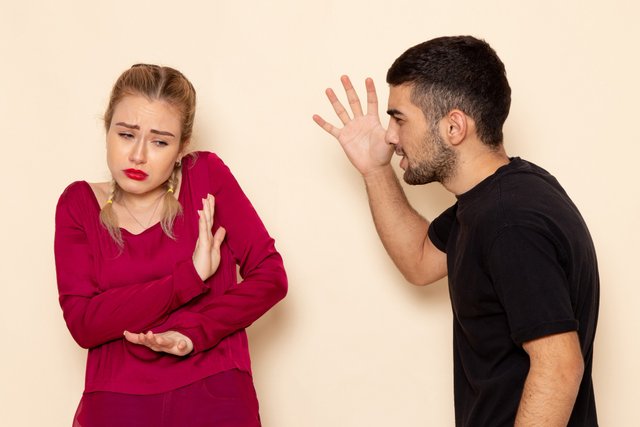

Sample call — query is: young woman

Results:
[54,64,287,427]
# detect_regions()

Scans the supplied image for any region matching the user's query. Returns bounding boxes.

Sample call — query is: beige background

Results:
[1,0,638,425]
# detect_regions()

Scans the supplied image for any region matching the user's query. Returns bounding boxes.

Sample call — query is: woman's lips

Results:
[123,169,148,181]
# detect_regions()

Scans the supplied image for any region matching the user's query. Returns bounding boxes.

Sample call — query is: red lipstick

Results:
[123,169,148,181]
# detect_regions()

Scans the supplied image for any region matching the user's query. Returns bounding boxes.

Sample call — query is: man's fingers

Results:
[365,78,379,116]
[312,114,340,138]
[326,87,352,125]
[314,76,376,137]
[341,75,364,117]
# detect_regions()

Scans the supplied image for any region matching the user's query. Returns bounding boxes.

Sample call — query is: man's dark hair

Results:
[386,36,511,147]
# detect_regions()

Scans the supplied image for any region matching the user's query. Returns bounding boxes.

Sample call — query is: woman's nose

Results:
[129,140,147,164]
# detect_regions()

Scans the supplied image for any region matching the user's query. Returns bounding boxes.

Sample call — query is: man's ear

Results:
[443,109,468,147]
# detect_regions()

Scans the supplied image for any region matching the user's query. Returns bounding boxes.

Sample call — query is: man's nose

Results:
[385,122,399,146]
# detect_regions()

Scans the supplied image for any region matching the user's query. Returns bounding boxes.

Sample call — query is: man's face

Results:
[386,84,457,185]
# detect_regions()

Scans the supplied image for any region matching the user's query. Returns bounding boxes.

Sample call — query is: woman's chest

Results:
[93,217,196,290]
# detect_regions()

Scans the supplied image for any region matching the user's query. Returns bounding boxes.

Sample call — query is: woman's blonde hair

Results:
[100,64,197,247]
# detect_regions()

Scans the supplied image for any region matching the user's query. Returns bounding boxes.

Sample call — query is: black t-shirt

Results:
[428,158,599,426]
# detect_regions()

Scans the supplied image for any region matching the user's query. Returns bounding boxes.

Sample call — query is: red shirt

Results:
[54,152,287,394]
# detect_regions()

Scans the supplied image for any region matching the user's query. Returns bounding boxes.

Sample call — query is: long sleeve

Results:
[54,183,209,349]
[157,154,287,353]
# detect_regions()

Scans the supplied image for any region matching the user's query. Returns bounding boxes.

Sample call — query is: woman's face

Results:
[106,94,186,197]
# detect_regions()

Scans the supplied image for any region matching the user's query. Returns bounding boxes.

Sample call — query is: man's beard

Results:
[403,128,457,185]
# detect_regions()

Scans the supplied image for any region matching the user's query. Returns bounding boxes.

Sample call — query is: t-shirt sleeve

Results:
[487,225,578,344]
[158,153,288,353]
[428,204,457,253]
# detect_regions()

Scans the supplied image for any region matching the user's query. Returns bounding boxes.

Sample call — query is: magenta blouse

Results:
[54,151,287,394]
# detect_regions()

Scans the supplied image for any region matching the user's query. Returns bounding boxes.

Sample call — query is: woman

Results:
[54,64,287,427]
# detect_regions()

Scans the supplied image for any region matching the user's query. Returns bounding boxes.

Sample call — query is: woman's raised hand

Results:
[313,75,392,176]
[192,194,226,282]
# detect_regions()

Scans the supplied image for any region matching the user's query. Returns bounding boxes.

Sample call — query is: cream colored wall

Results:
[1,0,638,425]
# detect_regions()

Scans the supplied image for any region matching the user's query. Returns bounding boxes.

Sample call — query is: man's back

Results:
[428,158,599,426]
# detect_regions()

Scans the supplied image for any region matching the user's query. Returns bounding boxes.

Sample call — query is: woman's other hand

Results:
[124,330,194,356]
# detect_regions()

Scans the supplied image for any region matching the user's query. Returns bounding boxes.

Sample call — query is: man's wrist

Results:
[363,164,395,183]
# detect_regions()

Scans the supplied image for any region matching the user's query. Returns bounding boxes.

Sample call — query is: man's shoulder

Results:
[499,157,557,186]
[496,158,567,205]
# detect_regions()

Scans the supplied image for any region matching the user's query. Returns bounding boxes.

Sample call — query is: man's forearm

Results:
[516,333,584,426]
[515,369,582,426]
[364,165,444,285]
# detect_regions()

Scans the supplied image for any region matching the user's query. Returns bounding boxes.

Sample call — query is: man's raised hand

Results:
[313,76,392,176]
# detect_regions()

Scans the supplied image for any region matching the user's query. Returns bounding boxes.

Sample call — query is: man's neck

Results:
[443,144,510,196]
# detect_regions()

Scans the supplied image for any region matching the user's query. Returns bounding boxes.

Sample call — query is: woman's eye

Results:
[153,140,168,147]
[119,132,134,139]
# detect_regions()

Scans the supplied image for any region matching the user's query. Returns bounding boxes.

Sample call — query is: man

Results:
[313,36,598,426]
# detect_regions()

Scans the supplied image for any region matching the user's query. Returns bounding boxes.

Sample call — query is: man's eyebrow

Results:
[115,122,175,138]
[386,109,404,117]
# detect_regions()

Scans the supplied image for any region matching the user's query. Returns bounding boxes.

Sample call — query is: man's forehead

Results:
[387,84,418,112]
[388,83,413,99]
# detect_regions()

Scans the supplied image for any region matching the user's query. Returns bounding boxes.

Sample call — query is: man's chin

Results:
[403,165,444,185]
[403,170,429,186]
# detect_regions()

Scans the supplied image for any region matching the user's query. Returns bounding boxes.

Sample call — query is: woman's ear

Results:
[178,139,191,161]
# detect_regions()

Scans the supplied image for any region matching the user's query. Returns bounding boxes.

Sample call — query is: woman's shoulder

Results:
[59,180,89,201]
[186,151,223,167]
[183,151,240,195]
[186,151,233,176]
[56,181,101,226]
[58,180,107,211]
